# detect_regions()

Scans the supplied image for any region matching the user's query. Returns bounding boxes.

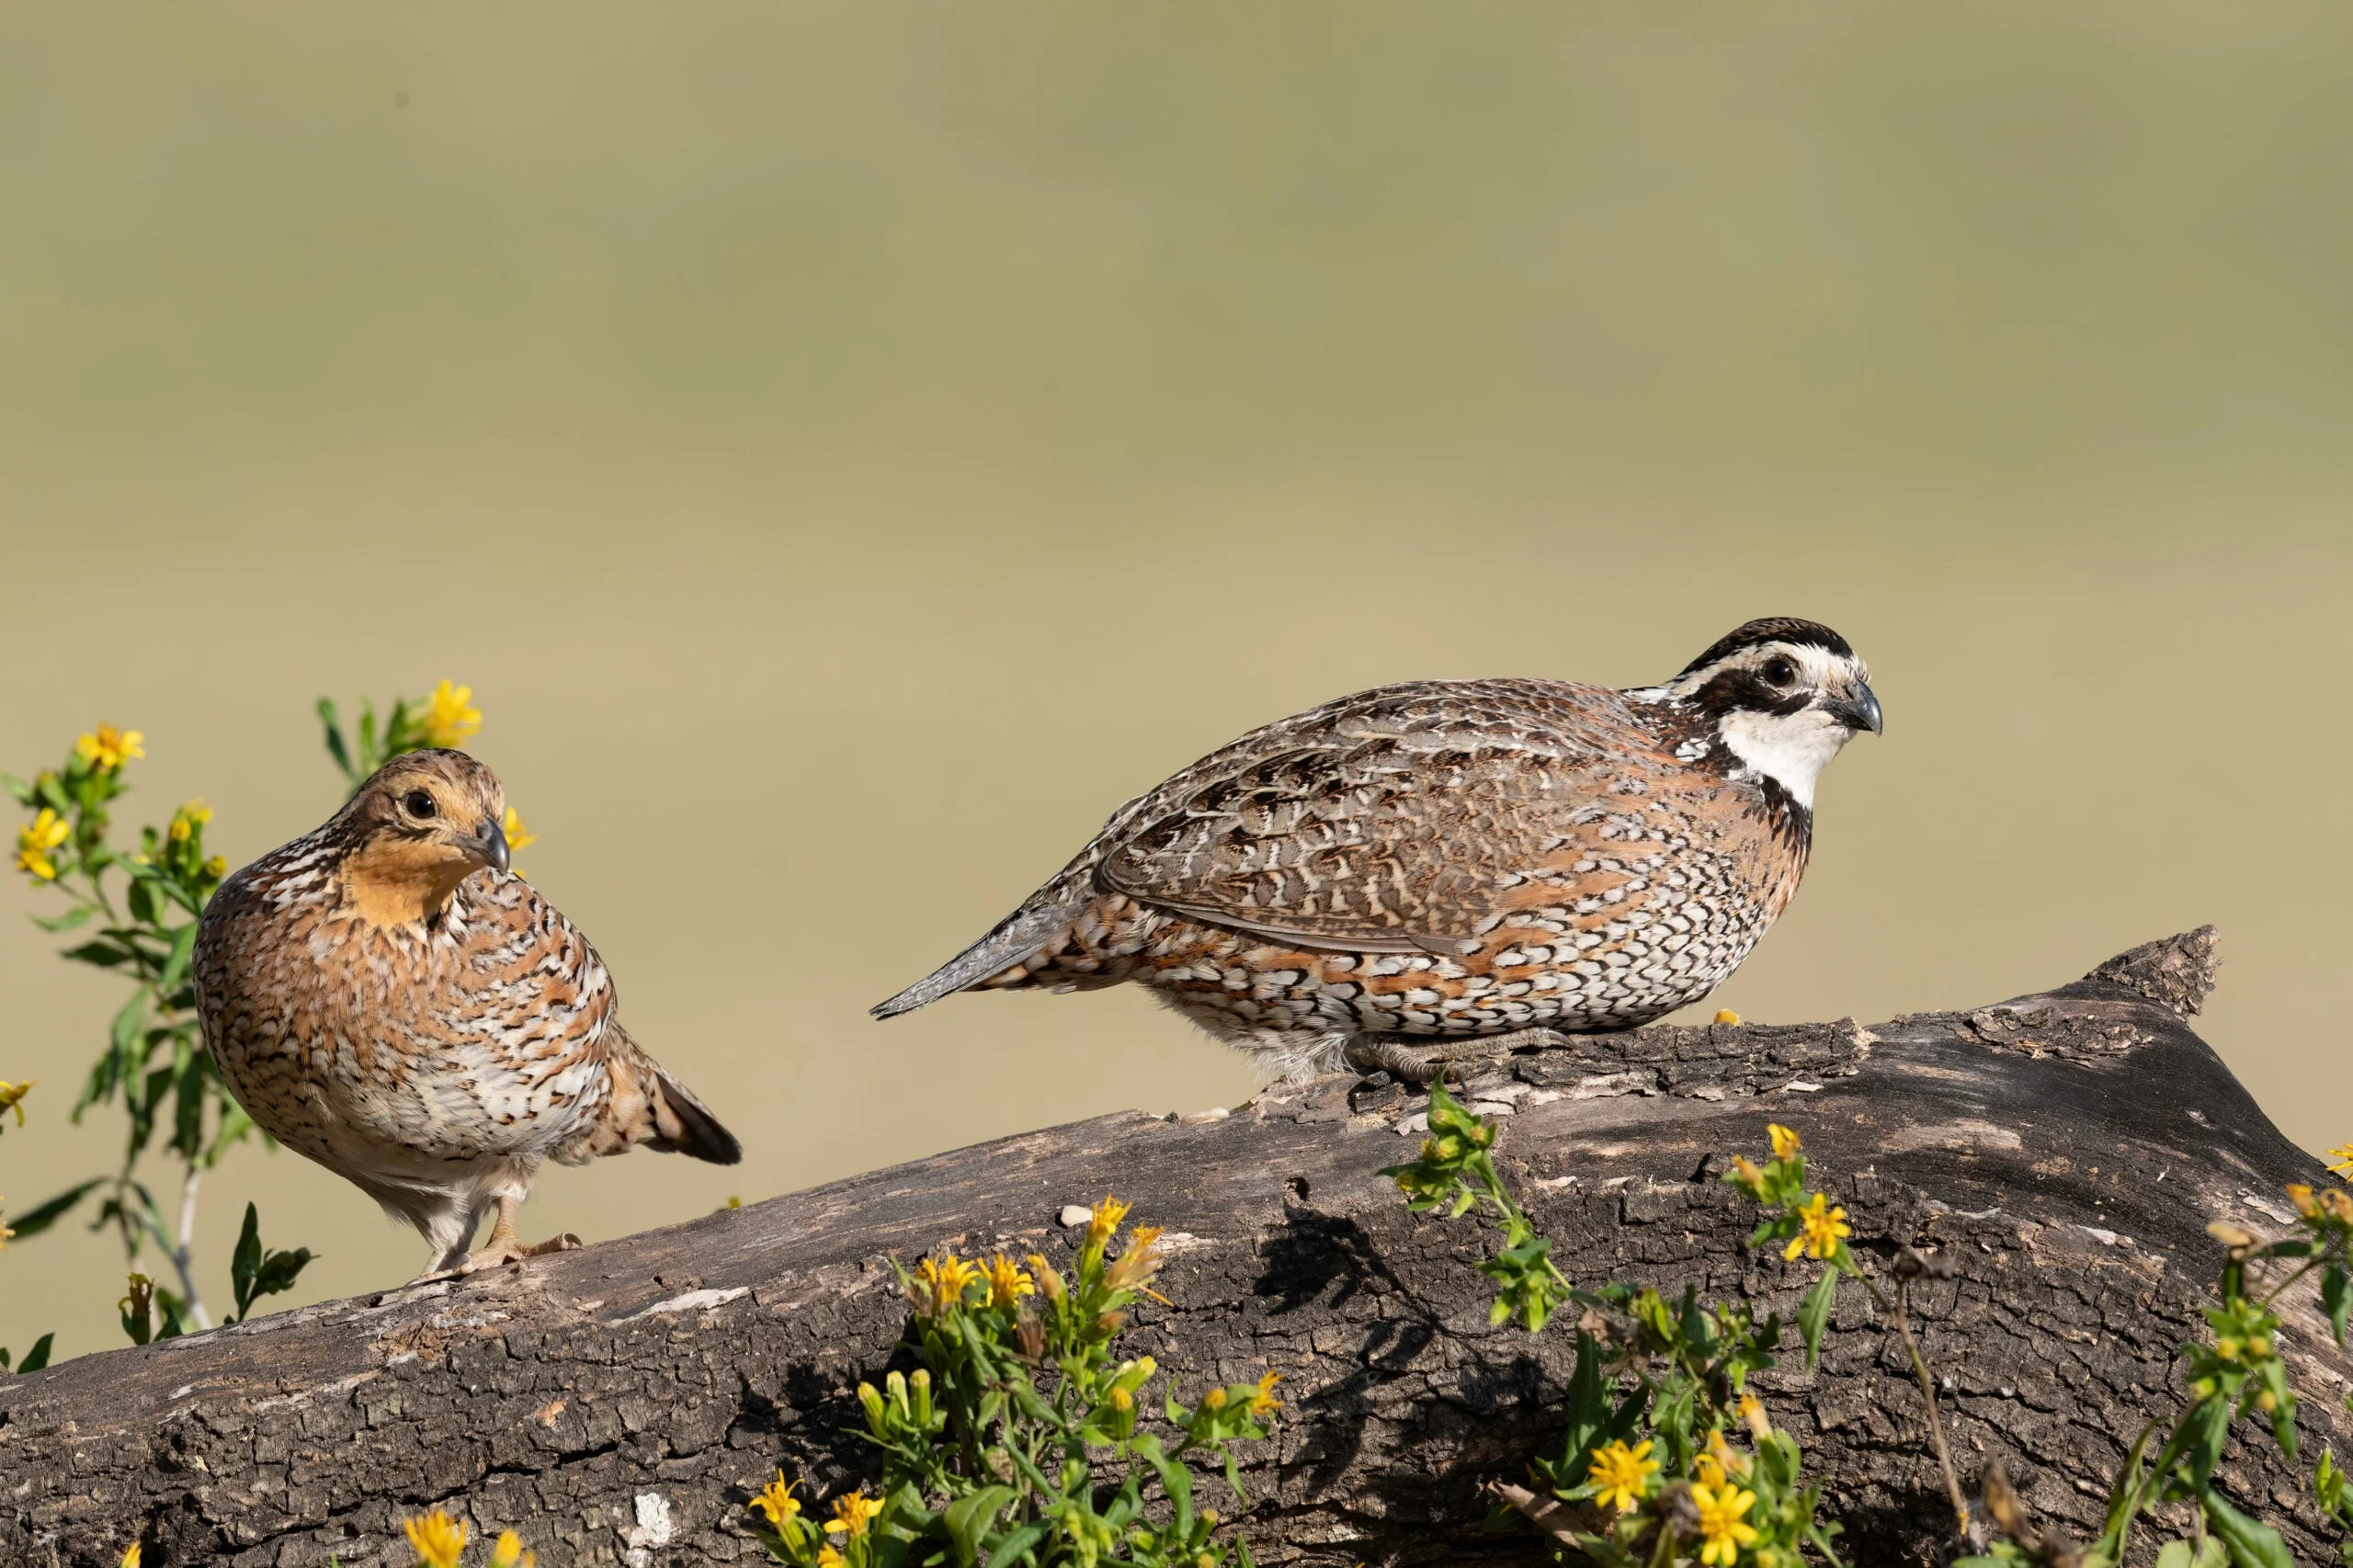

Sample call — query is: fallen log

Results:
[3,927,2340,1567]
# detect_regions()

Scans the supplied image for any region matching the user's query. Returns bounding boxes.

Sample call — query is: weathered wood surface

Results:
[4,927,2343,1568]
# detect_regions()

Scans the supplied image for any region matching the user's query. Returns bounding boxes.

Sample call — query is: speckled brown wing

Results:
[1094,678,1660,954]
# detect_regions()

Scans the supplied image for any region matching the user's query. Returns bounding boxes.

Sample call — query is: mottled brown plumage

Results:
[194,751,738,1279]
[876,619,1881,1081]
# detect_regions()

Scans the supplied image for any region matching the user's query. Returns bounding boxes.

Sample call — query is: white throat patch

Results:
[1717,709,1851,811]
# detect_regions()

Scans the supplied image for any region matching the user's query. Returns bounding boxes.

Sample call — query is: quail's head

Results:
[1661,618,1881,807]
[334,749,510,924]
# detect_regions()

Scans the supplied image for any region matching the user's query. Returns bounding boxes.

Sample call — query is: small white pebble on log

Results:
[1058,1205,1094,1228]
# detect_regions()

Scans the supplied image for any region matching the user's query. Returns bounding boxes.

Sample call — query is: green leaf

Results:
[232,1202,263,1319]
[58,937,137,969]
[0,771,29,806]
[1799,1268,1839,1369]
[2201,1488,2295,1568]
[2324,1266,2350,1349]
[2155,1546,2195,1568]
[7,1178,103,1240]
[3,1333,55,1373]
[942,1485,1017,1568]
[29,903,96,933]
[316,698,355,784]
[981,1524,1049,1568]
[157,922,199,996]
[2186,1397,2233,1489]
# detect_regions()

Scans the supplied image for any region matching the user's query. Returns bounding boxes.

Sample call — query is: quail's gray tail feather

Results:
[871,897,1088,1018]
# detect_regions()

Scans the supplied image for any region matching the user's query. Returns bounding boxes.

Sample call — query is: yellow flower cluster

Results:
[491,1529,534,1568]
[404,1509,467,1568]
[751,1470,802,1531]
[909,1253,982,1314]
[1768,1123,1802,1161]
[0,1078,33,1127]
[981,1253,1035,1307]
[16,808,68,881]
[1085,1195,1132,1251]
[422,681,483,748]
[827,1489,885,1539]
[1690,1480,1760,1564]
[2290,1183,2353,1224]
[1586,1437,1658,1511]
[75,723,144,773]
[1784,1191,1850,1262]
[167,800,211,843]
[1246,1369,1280,1417]
[503,807,538,855]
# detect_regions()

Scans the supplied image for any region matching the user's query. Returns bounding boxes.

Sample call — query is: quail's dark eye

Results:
[1761,657,1797,687]
[403,790,438,819]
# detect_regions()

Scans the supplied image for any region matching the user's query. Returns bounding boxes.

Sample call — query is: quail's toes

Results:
[1346,1027,1571,1084]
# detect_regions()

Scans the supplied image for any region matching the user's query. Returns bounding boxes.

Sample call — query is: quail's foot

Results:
[459,1229,582,1274]
[1345,1026,1573,1084]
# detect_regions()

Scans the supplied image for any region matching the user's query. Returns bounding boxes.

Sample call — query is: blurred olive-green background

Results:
[6,3,2352,1358]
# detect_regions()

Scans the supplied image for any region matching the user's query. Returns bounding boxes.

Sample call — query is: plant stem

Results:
[1854,1268,1971,1545]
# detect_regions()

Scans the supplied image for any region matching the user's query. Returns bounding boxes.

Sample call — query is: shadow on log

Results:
[4,927,2343,1567]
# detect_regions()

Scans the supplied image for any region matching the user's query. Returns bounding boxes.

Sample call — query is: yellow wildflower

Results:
[1707,1427,1752,1479]
[1691,1483,1760,1566]
[1694,1449,1726,1489]
[1109,1385,1133,1412]
[1585,1438,1658,1512]
[403,1509,468,1568]
[1246,1369,1281,1417]
[2325,1190,2353,1225]
[16,808,69,881]
[2328,1145,2353,1177]
[421,680,483,748]
[826,1490,885,1538]
[0,1079,33,1127]
[816,1548,845,1568]
[1785,1191,1850,1262]
[1768,1124,1802,1161]
[1738,1392,1771,1441]
[982,1254,1036,1307]
[489,1530,535,1568]
[120,1546,142,1568]
[910,1253,982,1313]
[203,855,227,880]
[1086,1195,1133,1250]
[1203,1387,1227,1411]
[1728,1154,1765,1196]
[1027,1253,1065,1301]
[2290,1184,2319,1219]
[168,800,212,843]
[74,723,144,773]
[750,1471,802,1531]
[1714,1009,1741,1025]
[1105,1225,1172,1300]
[503,807,537,854]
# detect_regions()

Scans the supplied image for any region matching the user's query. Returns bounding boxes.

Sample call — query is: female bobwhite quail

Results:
[195,750,740,1280]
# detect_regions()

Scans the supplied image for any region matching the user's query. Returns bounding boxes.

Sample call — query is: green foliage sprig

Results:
[745,1197,1270,1568]
[1389,1085,1845,1567]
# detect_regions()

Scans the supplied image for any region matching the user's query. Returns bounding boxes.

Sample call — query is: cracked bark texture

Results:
[6,926,2347,1567]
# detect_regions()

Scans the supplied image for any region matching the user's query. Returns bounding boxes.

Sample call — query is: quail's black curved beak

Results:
[472,818,511,876]
[1825,682,1884,736]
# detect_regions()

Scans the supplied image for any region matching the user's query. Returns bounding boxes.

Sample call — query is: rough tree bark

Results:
[3,927,2343,1568]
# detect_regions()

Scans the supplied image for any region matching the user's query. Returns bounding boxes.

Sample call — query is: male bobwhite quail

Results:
[874,618,1881,1082]
[195,750,740,1280]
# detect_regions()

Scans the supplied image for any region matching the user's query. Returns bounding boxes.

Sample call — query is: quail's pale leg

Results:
[1344,1026,1574,1084]
[459,1193,583,1273]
